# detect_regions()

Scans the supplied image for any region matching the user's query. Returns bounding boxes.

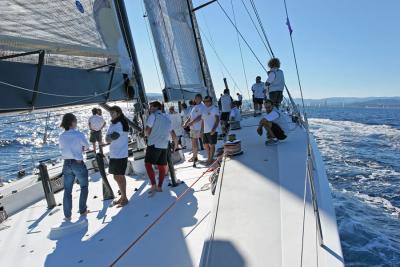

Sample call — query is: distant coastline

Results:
[295,96,400,108]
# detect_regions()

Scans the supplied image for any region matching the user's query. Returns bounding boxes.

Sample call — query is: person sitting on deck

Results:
[257,100,287,145]
[88,108,106,154]
[106,106,129,208]
[251,76,266,116]
[145,101,177,196]
[229,101,242,130]
[183,94,205,163]
[59,113,90,221]
[218,89,233,137]
[201,96,220,165]
[265,58,285,108]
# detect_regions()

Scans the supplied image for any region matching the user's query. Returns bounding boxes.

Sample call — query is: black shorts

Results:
[145,145,168,165]
[109,158,128,175]
[254,98,264,105]
[220,112,230,121]
[89,130,102,143]
[271,122,287,140]
[238,100,242,106]
[203,132,218,145]
[269,91,283,106]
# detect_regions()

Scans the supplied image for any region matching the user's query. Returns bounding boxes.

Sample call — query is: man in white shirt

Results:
[183,94,205,163]
[218,89,233,137]
[256,100,287,145]
[145,101,177,195]
[229,101,242,130]
[251,76,266,116]
[265,58,285,108]
[201,96,220,165]
[168,106,184,144]
[236,93,243,110]
[88,108,106,154]
[59,113,90,220]
[106,106,129,207]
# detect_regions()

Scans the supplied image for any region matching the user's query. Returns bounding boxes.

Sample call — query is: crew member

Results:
[218,89,233,137]
[59,113,90,220]
[106,106,129,208]
[251,76,266,116]
[256,100,287,145]
[88,108,106,154]
[145,101,177,196]
[201,96,220,165]
[265,58,285,108]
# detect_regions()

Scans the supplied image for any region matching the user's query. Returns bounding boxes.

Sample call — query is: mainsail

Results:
[144,0,215,101]
[0,0,146,113]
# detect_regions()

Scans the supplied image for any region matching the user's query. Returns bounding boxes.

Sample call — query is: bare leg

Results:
[113,175,128,206]
[204,143,210,162]
[92,142,97,153]
[209,144,215,163]
[98,141,104,155]
[191,138,198,160]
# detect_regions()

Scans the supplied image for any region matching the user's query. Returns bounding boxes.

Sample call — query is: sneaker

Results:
[265,138,278,145]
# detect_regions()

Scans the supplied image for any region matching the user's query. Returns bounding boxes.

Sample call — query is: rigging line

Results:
[109,156,222,266]
[282,0,305,112]
[140,0,163,91]
[239,0,272,58]
[0,81,124,111]
[230,0,251,103]
[199,27,244,97]
[248,0,275,57]
[216,1,268,74]
[300,164,308,267]
[156,0,185,101]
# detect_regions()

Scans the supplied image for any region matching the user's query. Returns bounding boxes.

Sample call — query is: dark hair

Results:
[204,96,213,103]
[109,105,123,115]
[268,58,280,69]
[60,113,77,130]
[182,102,187,109]
[150,101,162,110]
[223,89,230,95]
[232,101,238,107]
[97,108,102,115]
[256,76,261,80]
[195,93,203,99]
[91,108,98,115]
[265,99,274,106]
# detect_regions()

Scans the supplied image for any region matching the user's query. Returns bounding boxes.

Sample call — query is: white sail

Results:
[144,0,212,101]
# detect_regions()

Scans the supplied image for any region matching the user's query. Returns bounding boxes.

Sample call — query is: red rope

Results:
[109,157,221,266]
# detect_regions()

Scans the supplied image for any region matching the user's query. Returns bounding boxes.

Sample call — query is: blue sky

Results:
[125,0,400,99]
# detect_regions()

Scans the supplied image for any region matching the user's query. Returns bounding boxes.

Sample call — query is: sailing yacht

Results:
[0,0,343,266]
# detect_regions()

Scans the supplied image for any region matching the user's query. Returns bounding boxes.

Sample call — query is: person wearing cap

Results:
[201,96,220,165]
[145,101,177,196]
[183,94,205,163]
[59,113,90,221]
[251,76,266,116]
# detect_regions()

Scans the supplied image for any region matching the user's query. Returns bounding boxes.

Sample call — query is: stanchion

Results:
[38,162,56,209]
[95,153,115,200]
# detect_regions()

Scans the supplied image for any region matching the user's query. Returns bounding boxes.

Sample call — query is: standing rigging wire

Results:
[216,1,268,74]
[282,0,306,112]
[248,0,275,57]
[230,0,251,107]
[155,0,185,101]
[140,0,164,91]
[240,0,272,58]
[198,26,244,98]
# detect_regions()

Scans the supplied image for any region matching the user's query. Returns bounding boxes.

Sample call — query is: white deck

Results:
[0,116,343,267]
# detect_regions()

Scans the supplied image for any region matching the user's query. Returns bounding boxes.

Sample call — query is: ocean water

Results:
[307,107,400,266]
[1,106,399,266]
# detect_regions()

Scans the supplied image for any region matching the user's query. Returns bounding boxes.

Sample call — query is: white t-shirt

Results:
[219,94,233,113]
[251,82,266,99]
[264,108,289,132]
[59,129,90,160]
[146,111,172,149]
[88,115,105,131]
[264,110,279,121]
[189,103,205,131]
[230,107,241,122]
[168,112,183,136]
[202,105,220,133]
[107,121,128,159]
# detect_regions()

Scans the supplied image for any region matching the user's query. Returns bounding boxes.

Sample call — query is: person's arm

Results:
[145,114,155,136]
[188,114,202,127]
[81,133,90,151]
[211,115,220,135]
[170,129,178,151]
[265,71,276,86]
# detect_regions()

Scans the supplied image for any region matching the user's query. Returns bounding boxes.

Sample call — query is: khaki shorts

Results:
[190,130,201,139]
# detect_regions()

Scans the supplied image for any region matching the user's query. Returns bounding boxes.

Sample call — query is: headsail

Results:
[0,0,146,114]
[144,0,215,101]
